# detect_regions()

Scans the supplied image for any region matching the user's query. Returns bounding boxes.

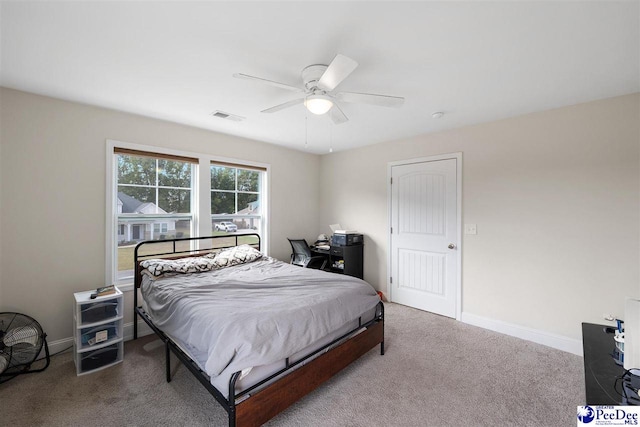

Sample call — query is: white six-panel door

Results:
[390,157,459,318]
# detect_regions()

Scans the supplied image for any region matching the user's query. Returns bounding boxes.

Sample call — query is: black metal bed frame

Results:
[132,233,384,427]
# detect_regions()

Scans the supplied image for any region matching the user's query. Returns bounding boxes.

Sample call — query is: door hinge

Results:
[390,227,393,234]
[390,177,393,185]
[390,277,393,284]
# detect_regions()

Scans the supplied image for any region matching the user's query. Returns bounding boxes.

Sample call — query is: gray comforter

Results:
[141,257,380,382]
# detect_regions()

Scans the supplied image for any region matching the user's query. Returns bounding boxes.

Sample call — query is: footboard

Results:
[235,317,384,427]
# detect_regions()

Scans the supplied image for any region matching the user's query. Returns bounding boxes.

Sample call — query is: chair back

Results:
[287,239,312,266]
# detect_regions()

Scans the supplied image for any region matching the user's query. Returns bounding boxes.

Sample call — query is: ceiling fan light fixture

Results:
[304,95,333,115]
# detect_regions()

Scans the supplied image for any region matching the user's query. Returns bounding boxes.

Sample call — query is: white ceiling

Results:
[1,1,638,154]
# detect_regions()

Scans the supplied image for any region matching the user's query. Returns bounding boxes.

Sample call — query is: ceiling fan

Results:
[234,54,404,125]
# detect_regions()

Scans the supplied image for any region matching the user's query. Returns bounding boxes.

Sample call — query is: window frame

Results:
[210,163,265,236]
[106,139,270,291]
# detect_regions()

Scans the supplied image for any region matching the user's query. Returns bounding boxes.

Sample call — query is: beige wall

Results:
[0,88,320,342]
[0,90,3,307]
[1,87,638,348]
[319,93,640,342]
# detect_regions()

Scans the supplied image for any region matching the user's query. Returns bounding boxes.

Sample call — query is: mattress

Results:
[140,256,381,398]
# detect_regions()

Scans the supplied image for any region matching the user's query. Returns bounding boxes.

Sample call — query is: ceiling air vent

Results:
[210,111,245,122]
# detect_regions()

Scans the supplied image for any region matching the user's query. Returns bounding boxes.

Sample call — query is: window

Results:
[113,148,196,284]
[107,142,269,288]
[211,163,265,237]
[153,223,168,234]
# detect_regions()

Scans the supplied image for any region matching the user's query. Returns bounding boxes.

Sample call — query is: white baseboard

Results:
[45,312,581,363]
[43,336,74,358]
[460,312,583,356]
[40,320,155,361]
[123,319,154,341]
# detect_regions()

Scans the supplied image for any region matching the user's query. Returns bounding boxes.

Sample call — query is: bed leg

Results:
[378,301,385,356]
[165,341,171,383]
[133,299,138,340]
[228,371,241,427]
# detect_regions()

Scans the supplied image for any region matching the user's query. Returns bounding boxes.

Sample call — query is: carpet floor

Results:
[0,303,584,426]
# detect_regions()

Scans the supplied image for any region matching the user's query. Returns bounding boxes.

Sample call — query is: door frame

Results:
[387,152,463,320]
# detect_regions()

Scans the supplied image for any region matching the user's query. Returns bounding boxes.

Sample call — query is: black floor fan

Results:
[0,312,50,383]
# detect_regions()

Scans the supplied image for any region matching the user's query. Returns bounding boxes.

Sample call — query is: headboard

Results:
[133,233,261,289]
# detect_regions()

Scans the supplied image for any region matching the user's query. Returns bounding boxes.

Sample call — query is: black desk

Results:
[311,245,363,279]
[582,322,631,405]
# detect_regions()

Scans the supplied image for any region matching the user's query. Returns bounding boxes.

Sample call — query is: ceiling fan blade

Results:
[317,54,358,91]
[233,73,303,92]
[261,98,305,113]
[336,91,404,107]
[329,103,348,125]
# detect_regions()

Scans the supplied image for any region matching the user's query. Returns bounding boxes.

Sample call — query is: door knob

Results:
[448,243,456,250]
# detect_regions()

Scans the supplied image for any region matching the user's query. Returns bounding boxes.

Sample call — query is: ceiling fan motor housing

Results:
[302,64,328,92]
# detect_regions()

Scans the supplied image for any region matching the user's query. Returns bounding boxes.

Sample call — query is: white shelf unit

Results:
[73,286,124,375]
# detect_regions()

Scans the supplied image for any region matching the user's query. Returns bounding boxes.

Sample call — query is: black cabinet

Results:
[312,245,363,279]
[582,323,639,405]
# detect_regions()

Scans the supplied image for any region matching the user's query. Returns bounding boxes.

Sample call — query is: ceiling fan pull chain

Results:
[305,111,308,149]
[329,117,333,153]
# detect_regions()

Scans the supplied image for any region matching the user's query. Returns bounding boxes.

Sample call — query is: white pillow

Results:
[207,244,263,268]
